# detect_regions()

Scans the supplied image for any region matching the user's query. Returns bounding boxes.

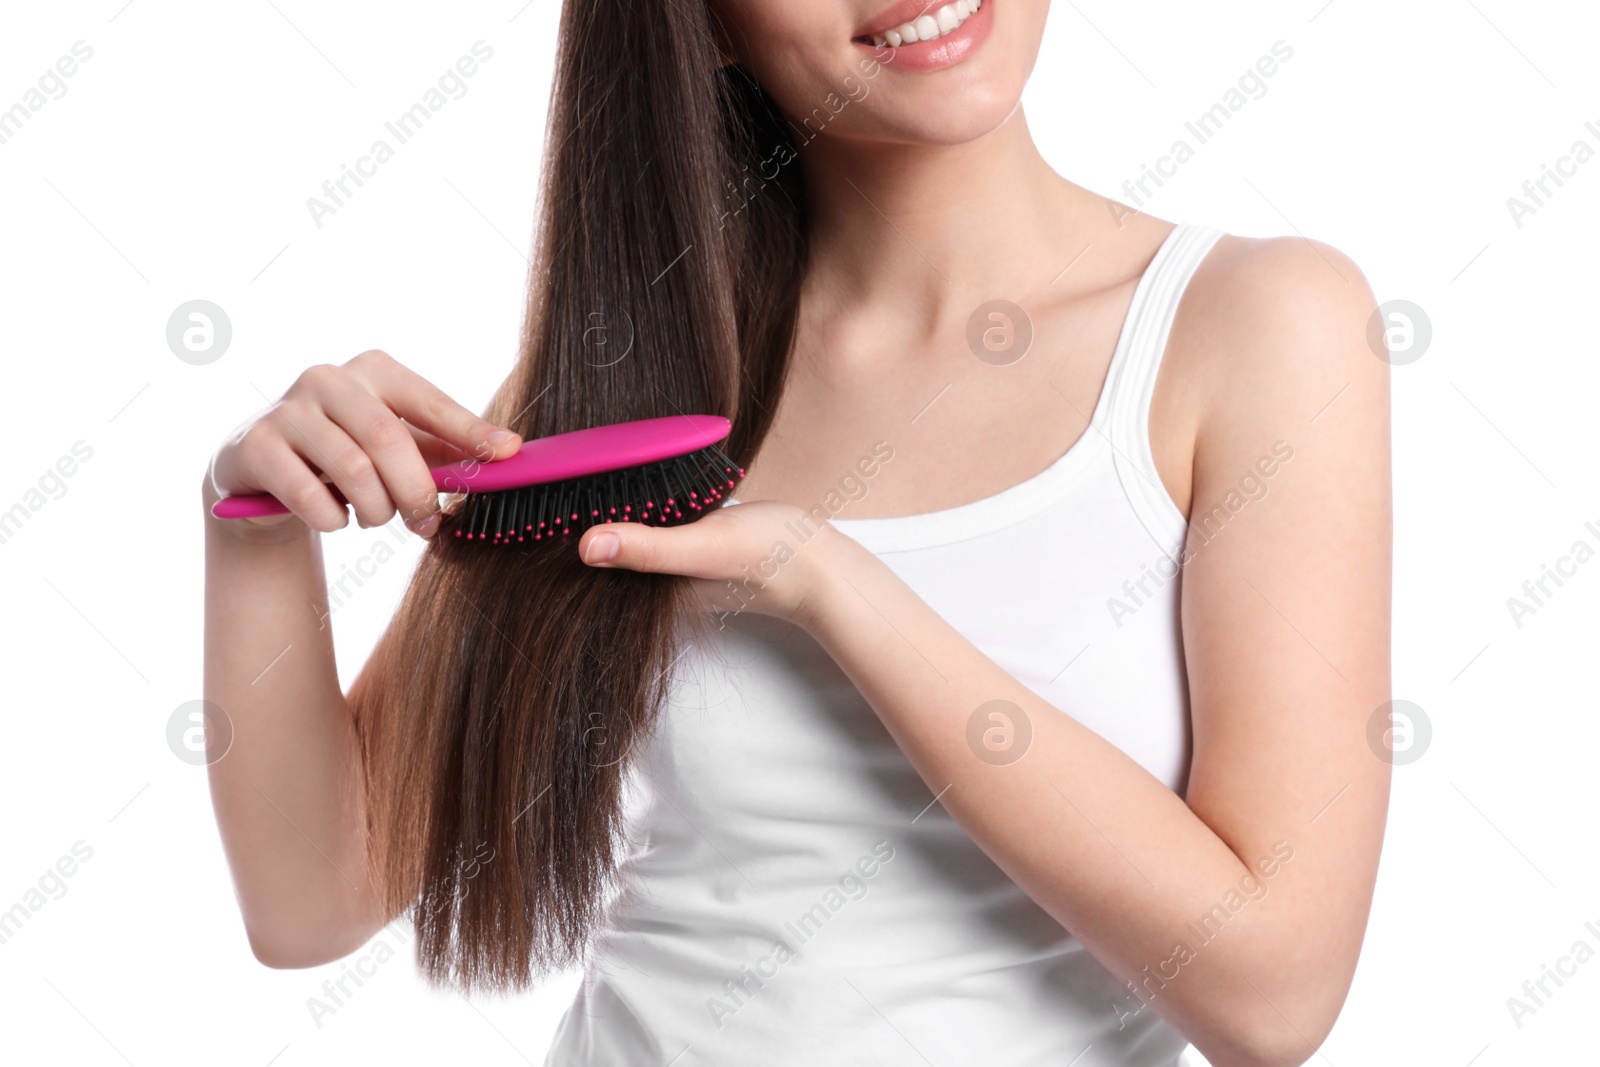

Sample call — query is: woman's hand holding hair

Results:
[576,499,867,632]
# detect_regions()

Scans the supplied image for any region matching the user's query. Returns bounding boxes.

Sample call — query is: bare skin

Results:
[203,2,1390,1065]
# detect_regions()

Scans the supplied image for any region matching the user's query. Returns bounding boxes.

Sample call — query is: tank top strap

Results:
[1096,222,1226,555]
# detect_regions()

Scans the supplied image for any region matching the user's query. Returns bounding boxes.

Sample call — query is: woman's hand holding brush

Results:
[205,348,523,540]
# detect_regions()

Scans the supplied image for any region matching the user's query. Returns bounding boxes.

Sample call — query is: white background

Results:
[1,1,1596,1064]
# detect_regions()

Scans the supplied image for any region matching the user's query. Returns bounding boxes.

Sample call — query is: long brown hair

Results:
[355,0,807,992]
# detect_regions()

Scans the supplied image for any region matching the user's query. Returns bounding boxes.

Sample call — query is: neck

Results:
[793,105,1107,330]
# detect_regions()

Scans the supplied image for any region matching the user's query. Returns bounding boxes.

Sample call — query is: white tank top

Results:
[546,223,1226,1067]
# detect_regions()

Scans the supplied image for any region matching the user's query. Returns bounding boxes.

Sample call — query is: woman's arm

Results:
[201,478,389,967]
[201,351,523,967]
[578,237,1390,1067]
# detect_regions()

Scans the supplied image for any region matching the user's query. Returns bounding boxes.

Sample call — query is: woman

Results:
[201,1,1392,1064]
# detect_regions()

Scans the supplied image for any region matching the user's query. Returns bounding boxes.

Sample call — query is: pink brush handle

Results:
[210,414,732,521]
[211,483,350,520]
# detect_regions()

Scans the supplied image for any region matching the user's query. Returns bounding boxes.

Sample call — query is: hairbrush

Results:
[209,414,743,544]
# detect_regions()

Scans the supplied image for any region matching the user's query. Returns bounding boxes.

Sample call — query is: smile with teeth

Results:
[865,0,982,48]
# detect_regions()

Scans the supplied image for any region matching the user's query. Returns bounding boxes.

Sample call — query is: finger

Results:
[270,404,396,530]
[317,383,446,533]
[577,520,735,580]
[405,422,480,470]
[346,351,522,462]
[247,434,351,533]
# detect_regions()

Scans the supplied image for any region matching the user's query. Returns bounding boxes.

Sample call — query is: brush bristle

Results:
[450,444,744,545]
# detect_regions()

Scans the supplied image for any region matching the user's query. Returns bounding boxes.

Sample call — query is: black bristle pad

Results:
[452,444,743,545]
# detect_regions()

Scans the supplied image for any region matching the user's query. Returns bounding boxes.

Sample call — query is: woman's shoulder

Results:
[1187,229,1378,361]
[1171,227,1386,428]
[1147,224,1388,517]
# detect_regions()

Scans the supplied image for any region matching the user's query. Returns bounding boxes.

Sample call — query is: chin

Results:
[862,74,1024,146]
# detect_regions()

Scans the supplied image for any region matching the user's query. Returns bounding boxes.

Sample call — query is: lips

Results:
[851,0,992,71]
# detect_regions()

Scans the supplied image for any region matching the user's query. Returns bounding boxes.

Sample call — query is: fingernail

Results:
[418,512,441,537]
[487,429,517,447]
[585,532,620,564]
